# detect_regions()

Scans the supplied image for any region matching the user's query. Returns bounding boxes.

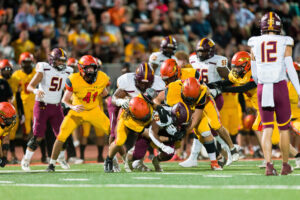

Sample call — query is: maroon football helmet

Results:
[48,48,68,71]
[171,102,191,126]
[134,62,154,93]
[260,12,281,34]
[196,38,215,61]
[160,36,177,58]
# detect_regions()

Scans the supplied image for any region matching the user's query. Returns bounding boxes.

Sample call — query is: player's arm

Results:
[63,79,85,112]
[217,67,229,79]
[148,121,174,154]
[186,108,203,134]
[0,138,8,167]
[221,81,257,93]
[250,50,258,84]
[284,46,300,107]
[111,88,130,108]
[101,88,109,97]
[153,90,165,106]
[27,67,44,98]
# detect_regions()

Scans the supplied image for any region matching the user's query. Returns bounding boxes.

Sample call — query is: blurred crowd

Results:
[0,0,299,68]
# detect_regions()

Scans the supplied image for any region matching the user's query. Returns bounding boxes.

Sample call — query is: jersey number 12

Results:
[261,41,277,63]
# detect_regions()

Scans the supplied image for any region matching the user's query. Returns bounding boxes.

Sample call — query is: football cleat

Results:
[281,163,293,175]
[295,157,300,169]
[211,160,223,171]
[68,157,84,164]
[152,157,163,172]
[104,157,113,173]
[218,156,227,168]
[258,160,267,168]
[21,158,30,171]
[124,154,133,173]
[265,162,278,176]
[231,146,239,162]
[134,160,151,172]
[46,164,55,172]
[179,157,198,168]
[113,156,121,172]
[57,158,70,169]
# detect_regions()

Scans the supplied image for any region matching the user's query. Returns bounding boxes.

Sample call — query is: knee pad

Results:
[201,131,211,138]
[27,136,40,151]
[2,144,9,151]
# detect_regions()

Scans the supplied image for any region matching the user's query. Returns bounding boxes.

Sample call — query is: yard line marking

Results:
[1,183,300,190]
[158,172,261,176]
[0,181,14,183]
[61,178,89,181]
[203,175,232,178]
[132,177,161,180]
[0,169,85,173]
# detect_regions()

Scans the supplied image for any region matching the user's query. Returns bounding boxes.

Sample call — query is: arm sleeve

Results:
[222,81,257,93]
[206,80,233,89]
[250,60,258,84]
[65,78,73,92]
[286,56,300,96]
[238,93,246,113]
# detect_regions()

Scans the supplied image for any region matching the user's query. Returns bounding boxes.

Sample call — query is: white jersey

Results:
[149,52,178,75]
[189,54,228,83]
[36,62,73,104]
[117,73,165,97]
[248,35,293,83]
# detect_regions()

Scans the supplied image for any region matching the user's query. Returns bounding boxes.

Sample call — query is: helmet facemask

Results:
[53,57,67,71]
[82,64,98,84]
[1,67,13,79]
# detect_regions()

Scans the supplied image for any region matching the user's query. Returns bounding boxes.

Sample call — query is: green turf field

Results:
[1,160,300,200]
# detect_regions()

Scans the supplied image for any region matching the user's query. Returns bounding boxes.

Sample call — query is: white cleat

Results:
[295,157,300,169]
[124,155,133,173]
[258,160,266,168]
[21,158,31,171]
[200,146,208,159]
[68,157,84,165]
[179,158,198,168]
[113,156,121,172]
[231,145,240,162]
[57,158,70,169]
[133,160,151,172]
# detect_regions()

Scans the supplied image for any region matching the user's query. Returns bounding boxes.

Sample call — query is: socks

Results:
[80,145,86,159]
[203,141,217,161]
[24,149,34,160]
[97,145,103,158]
[58,151,65,160]
[189,138,202,160]
[50,159,56,165]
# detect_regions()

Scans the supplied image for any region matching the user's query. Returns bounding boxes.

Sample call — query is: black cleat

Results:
[46,164,55,172]
[104,157,113,173]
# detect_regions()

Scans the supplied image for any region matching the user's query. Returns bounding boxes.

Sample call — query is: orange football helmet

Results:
[67,58,78,72]
[160,59,180,84]
[78,55,98,84]
[0,102,16,127]
[129,97,151,122]
[181,77,201,105]
[243,114,256,130]
[231,51,251,78]
[95,57,102,70]
[294,62,300,71]
[19,52,34,74]
[0,59,13,79]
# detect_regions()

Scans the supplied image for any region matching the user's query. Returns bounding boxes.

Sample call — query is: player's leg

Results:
[8,114,19,163]
[290,119,300,168]
[153,142,176,172]
[22,101,34,153]
[47,112,80,172]
[94,127,105,162]
[21,101,47,171]
[80,122,91,160]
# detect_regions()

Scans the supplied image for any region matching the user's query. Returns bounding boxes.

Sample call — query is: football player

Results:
[104,96,153,173]
[12,52,36,153]
[0,102,16,168]
[21,48,73,171]
[149,36,178,75]
[154,77,223,170]
[126,102,190,172]
[188,39,238,166]
[46,55,110,172]
[248,12,300,175]
[0,60,20,163]
[67,58,79,73]
[111,62,165,171]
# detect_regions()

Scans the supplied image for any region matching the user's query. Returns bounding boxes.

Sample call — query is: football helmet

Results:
[181,77,201,105]
[0,59,13,79]
[134,62,154,93]
[95,57,103,71]
[19,52,34,74]
[49,48,68,71]
[67,58,78,72]
[171,102,191,126]
[160,58,180,84]
[129,97,151,122]
[0,102,16,128]
[196,38,215,61]
[294,62,300,71]
[231,51,251,78]
[260,12,281,34]
[78,55,98,84]
[243,114,256,130]
[160,36,177,58]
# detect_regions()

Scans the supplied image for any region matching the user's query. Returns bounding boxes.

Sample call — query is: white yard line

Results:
[1,183,300,190]
[61,178,90,181]
[203,175,232,178]
[0,181,14,183]
[132,177,161,180]
[0,169,85,173]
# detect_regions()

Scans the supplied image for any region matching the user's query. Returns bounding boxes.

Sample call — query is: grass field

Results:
[1,160,300,200]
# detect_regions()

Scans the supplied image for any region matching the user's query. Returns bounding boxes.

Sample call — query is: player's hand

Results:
[161,145,175,154]
[34,89,45,99]
[120,99,129,109]
[71,105,85,113]
[166,124,177,136]
[0,157,8,168]
[142,88,157,105]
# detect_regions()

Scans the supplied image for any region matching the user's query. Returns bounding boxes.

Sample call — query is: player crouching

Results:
[46,55,110,172]
[0,102,17,168]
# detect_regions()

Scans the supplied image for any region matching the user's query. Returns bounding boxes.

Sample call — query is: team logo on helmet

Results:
[196,38,215,61]
[231,51,251,78]
[49,48,68,71]
[160,36,177,58]
[260,12,281,34]
[171,102,191,126]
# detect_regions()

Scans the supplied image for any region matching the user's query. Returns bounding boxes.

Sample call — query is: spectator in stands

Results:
[11,30,35,62]
[14,3,36,32]
[213,21,232,52]
[0,30,14,62]
[124,35,146,63]
[35,38,51,62]
[108,0,126,27]
[68,23,92,57]
[189,9,212,40]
